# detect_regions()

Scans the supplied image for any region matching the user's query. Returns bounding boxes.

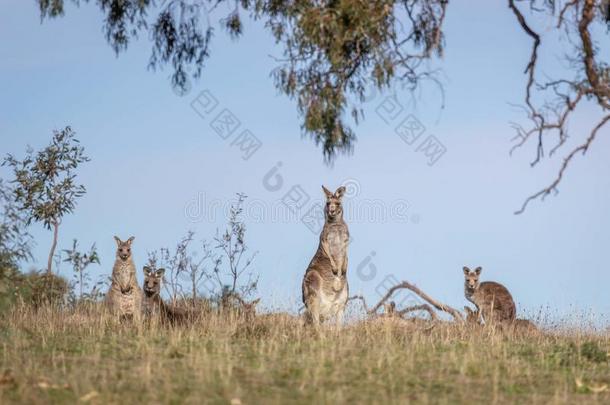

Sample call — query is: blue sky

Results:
[1,1,609,323]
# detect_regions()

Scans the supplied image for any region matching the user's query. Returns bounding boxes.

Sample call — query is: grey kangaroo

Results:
[302,185,350,326]
[142,266,189,325]
[106,236,142,321]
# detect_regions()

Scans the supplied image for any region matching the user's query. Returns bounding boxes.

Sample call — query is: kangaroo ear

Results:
[114,236,122,246]
[155,268,165,278]
[463,266,470,275]
[322,185,333,199]
[251,298,261,306]
[143,266,152,276]
[474,267,482,275]
[334,186,346,199]
[126,236,135,245]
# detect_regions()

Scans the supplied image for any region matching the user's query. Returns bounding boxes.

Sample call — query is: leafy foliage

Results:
[0,266,26,311]
[3,126,89,230]
[0,270,70,309]
[149,1,213,91]
[26,271,71,308]
[0,179,33,272]
[63,239,102,303]
[36,1,447,162]
[266,0,446,161]
[3,126,90,274]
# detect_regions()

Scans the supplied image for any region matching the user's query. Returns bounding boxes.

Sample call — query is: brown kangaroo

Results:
[463,266,516,324]
[302,186,350,326]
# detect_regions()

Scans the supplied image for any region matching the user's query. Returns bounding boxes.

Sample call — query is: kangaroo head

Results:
[463,266,482,291]
[322,185,346,221]
[243,298,261,319]
[143,266,164,297]
[114,236,134,261]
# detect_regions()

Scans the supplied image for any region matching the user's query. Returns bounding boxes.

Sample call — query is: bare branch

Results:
[509,0,546,165]
[509,0,609,213]
[397,304,438,321]
[347,294,370,313]
[516,114,610,214]
[366,280,463,322]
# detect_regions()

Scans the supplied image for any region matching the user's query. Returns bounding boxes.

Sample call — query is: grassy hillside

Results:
[0,305,608,404]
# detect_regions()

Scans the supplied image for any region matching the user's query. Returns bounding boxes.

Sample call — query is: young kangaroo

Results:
[513,318,538,334]
[142,266,189,325]
[463,266,516,324]
[302,185,350,326]
[465,306,537,334]
[106,236,142,320]
[464,306,481,324]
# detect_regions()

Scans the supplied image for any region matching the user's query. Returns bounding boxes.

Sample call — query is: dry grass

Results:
[0,305,608,404]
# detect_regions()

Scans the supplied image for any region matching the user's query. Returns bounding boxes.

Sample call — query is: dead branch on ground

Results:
[348,279,463,322]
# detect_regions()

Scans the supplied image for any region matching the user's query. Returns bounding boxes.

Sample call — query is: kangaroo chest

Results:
[113,261,135,285]
[324,224,349,270]
[143,295,162,316]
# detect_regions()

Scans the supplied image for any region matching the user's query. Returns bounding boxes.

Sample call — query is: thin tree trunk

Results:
[47,221,59,275]
[192,275,197,301]
[231,261,237,294]
[191,272,196,308]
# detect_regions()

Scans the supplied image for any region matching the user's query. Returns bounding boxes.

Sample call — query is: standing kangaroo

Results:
[106,236,142,320]
[302,185,350,326]
[463,266,516,324]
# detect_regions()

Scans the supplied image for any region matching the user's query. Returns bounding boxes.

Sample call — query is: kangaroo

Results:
[220,290,261,322]
[239,298,261,322]
[382,301,397,318]
[142,266,167,318]
[463,266,516,324]
[513,318,538,334]
[142,266,189,325]
[465,306,537,334]
[464,306,481,324]
[302,185,350,326]
[106,236,142,320]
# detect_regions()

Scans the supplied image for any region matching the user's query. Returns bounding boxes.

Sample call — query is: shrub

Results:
[2,270,70,309]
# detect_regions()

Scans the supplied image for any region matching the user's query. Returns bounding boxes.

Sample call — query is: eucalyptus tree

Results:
[3,126,90,275]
